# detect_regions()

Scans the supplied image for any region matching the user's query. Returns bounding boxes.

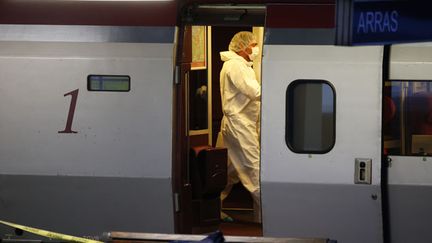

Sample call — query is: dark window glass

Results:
[286,80,336,154]
[189,70,208,130]
[384,81,432,156]
[87,75,130,92]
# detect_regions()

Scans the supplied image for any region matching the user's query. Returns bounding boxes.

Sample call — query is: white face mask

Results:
[248,46,260,61]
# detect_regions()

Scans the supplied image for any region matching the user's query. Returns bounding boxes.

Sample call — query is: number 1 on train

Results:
[58,89,79,134]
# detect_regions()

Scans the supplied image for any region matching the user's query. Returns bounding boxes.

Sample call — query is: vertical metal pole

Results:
[400,82,408,155]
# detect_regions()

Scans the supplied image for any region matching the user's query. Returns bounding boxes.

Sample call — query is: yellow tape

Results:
[0,220,103,243]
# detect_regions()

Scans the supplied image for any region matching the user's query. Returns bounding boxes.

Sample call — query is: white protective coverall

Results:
[218,50,261,222]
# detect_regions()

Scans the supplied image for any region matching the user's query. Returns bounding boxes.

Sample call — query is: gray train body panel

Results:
[0,25,175,236]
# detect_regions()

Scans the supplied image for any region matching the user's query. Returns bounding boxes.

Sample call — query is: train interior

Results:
[384,81,432,155]
[177,4,266,236]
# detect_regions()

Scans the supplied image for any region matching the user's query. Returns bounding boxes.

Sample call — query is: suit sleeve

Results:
[227,61,261,100]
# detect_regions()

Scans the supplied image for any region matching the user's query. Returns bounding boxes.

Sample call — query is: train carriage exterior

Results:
[0,1,431,243]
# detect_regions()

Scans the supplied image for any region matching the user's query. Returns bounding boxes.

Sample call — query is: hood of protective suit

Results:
[220,51,253,67]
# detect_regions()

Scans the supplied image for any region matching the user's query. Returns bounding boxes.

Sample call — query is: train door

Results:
[260,4,383,243]
[173,4,265,235]
[384,43,432,243]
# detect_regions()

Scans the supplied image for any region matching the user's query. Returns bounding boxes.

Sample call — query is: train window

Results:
[87,75,130,92]
[286,80,336,154]
[384,81,432,156]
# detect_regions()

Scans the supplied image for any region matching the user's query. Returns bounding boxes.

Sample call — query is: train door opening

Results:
[173,4,266,236]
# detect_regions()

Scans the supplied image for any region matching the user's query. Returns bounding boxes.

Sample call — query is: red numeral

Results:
[59,89,79,134]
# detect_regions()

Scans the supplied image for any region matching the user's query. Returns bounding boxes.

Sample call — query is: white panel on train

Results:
[0,41,172,178]
[261,45,383,242]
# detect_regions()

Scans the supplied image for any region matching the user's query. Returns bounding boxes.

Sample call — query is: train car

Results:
[0,0,431,243]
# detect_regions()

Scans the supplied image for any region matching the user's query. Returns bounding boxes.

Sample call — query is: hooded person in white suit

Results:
[217,31,261,223]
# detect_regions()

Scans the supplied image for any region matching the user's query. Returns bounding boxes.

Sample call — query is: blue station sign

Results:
[336,0,432,45]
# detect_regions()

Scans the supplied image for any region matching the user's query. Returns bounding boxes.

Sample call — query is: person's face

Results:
[245,41,258,55]
[241,40,257,61]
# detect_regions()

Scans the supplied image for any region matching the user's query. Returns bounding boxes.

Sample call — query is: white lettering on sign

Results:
[357,10,399,34]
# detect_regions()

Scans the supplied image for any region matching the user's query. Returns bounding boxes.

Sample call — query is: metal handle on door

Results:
[354,158,372,184]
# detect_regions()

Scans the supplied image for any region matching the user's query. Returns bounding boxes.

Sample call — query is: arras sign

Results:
[336,0,432,45]
[356,10,399,34]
